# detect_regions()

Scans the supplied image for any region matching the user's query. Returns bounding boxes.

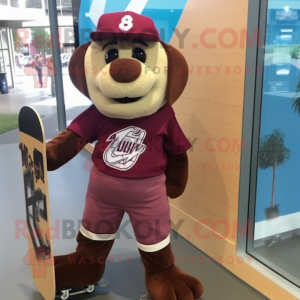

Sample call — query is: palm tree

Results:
[258,129,290,216]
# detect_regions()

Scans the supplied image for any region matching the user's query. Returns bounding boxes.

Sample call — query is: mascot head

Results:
[69,11,188,119]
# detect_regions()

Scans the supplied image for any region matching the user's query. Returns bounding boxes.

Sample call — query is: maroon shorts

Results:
[80,166,171,250]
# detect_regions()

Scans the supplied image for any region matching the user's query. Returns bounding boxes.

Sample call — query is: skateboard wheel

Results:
[86,285,95,293]
[98,278,108,287]
[60,290,70,300]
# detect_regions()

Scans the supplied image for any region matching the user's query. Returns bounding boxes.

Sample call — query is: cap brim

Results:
[90,31,159,42]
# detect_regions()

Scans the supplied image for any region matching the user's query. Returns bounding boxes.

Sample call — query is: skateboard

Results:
[19,106,108,300]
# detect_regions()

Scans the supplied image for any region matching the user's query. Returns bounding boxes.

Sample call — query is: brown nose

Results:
[109,58,141,83]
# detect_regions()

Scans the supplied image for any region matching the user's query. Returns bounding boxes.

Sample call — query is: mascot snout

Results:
[109,58,142,83]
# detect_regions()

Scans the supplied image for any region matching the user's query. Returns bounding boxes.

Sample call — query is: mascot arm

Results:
[46,129,87,171]
[165,152,188,199]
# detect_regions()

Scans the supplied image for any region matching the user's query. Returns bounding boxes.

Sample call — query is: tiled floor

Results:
[0,77,269,300]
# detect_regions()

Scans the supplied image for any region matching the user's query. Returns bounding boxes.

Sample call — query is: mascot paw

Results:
[54,253,104,290]
[46,147,58,170]
[146,265,203,300]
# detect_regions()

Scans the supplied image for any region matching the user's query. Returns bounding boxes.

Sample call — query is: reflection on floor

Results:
[254,237,300,287]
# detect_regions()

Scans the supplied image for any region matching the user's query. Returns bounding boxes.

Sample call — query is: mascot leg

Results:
[139,243,203,300]
[54,232,114,290]
[127,173,203,300]
[54,167,122,290]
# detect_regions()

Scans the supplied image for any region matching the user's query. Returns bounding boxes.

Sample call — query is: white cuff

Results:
[137,234,170,252]
[80,225,116,241]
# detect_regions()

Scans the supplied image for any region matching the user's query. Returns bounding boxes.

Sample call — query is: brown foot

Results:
[55,252,104,290]
[55,232,114,290]
[139,244,203,300]
[146,265,203,300]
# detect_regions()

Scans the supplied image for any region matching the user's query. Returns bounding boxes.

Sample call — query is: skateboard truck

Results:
[57,285,95,300]
[56,278,108,299]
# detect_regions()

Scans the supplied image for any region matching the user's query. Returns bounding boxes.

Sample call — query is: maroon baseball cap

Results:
[90,11,160,42]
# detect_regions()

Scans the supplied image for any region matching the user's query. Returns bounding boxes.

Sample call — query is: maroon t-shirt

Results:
[68,104,191,178]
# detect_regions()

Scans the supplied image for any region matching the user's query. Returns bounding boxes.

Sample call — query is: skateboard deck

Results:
[19,106,109,300]
[19,106,55,300]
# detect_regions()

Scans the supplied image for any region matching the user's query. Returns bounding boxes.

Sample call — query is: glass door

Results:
[247,0,300,288]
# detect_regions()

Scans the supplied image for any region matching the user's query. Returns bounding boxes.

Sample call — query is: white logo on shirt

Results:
[103,126,147,171]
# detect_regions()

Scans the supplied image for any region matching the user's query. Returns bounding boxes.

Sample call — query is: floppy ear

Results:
[68,42,92,99]
[160,41,189,105]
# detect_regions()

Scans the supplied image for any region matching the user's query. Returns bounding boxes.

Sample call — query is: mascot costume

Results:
[46,11,203,300]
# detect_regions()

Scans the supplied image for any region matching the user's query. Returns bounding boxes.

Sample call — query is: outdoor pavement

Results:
[0,73,90,116]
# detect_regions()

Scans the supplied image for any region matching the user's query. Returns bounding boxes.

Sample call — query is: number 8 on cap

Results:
[119,15,133,31]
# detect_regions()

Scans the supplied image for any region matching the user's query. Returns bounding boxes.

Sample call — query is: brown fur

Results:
[160,41,189,105]
[46,129,86,171]
[165,153,188,199]
[139,244,203,300]
[68,42,91,100]
[55,232,114,290]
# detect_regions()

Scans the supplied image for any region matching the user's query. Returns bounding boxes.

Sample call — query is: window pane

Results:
[10,0,19,8]
[61,0,72,16]
[25,0,42,9]
[248,0,300,288]
[0,29,8,49]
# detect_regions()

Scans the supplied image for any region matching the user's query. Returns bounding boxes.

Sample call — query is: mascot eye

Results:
[105,49,119,64]
[132,47,146,63]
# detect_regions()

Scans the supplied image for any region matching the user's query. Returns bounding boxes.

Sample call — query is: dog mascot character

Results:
[47,11,203,300]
